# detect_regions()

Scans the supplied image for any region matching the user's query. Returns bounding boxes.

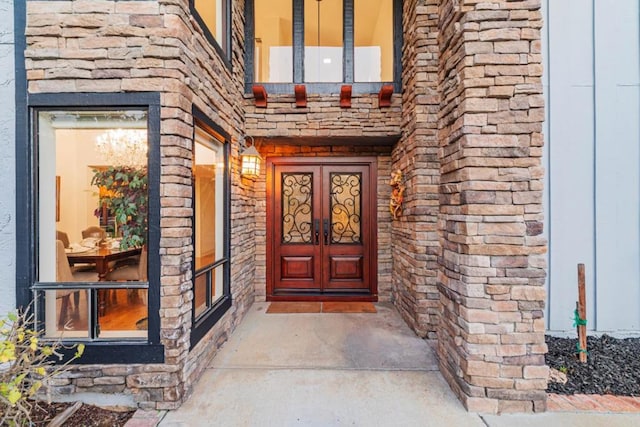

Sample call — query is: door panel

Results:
[267,158,377,299]
[281,256,314,279]
[273,166,322,291]
[329,256,363,280]
[323,166,370,291]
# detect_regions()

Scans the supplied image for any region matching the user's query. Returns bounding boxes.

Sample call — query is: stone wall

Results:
[244,93,401,138]
[20,0,551,415]
[391,0,441,339]
[0,0,16,318]
[436,0,548,414]
[243,91,402,302]
[25,0,255,409]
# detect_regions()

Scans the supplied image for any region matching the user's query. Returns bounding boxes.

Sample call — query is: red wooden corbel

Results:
[378,84,394,108]
[294,84,307,107]
[252,84,268,108]
[340,85,352,108]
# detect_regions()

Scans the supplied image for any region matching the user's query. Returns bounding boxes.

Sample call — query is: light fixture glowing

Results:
[240,135,262,178]
[96,129,147,167]
[323,58,332,64]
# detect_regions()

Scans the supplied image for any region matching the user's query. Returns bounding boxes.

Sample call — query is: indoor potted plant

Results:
[91,166,148,250]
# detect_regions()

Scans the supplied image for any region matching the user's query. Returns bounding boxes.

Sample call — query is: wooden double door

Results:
[266,157,378,300]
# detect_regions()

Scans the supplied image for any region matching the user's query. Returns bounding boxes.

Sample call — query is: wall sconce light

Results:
[240,135,262,178]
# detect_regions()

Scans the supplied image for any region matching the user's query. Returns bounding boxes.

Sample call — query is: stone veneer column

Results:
[437,0,548,413]
[392,0,441,338]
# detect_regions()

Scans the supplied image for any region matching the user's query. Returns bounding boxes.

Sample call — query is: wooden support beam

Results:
[252,84,268,108]
[378,84,394,108]
[577,263,587,363]
[294,84,307,107]
[340,85,352,108]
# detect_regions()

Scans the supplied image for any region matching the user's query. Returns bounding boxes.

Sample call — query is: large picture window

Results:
[304,0,343,82]
[34,110,149,340]
[253,0,293,82]
[191,111,231,348]
[192,0,231,61]
[246,0,401,92]
[19,93,162,364]
[354,0,393,82]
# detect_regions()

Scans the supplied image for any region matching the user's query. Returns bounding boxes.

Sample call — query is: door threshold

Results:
[267,294,378,302]
[266,301,377,314]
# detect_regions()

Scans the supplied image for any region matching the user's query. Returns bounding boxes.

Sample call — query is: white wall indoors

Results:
[0,0,16,317]
[543,0,640,334]
[55,129,106,244]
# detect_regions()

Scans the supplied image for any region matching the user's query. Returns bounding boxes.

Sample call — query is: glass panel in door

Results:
[282,173,313,244]
[330,173,362,244]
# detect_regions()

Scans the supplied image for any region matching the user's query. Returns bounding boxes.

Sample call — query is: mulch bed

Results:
[546,334,640,396]
[28,401,135,426]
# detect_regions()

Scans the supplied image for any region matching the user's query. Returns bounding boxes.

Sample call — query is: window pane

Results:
[38,110,148,282]
[97,288,148,339]
[194,127,225,270]
[355,0,393,82]
[211,264,224,306]
[305,0,343,82]
[194,273,208,318]
[195,0,226,51]
[38,289,89,339]
[254,0,293,82]
[37,110,148,339]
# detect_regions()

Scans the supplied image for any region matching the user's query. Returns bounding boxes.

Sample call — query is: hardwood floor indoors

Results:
[56,288,148,335]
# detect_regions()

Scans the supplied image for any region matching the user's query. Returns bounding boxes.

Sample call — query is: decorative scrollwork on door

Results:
[330,173,362,244]
[282,173,313,244]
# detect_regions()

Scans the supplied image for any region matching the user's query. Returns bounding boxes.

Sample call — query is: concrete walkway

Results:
[156,303,640,427]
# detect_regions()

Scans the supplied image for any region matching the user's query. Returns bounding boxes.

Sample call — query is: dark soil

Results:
[546,334,640,396]
[28,401,135,426]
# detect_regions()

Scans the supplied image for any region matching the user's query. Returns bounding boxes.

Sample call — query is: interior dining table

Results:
[66,246,142,316]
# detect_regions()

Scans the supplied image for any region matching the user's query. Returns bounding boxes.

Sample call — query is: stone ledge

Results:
[548,394,640,412]
[124,409,167,427]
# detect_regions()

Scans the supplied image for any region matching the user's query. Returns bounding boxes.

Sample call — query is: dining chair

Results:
[56,230,70,248]
[105,246,147,281]
[76,226,111,273]
[56,240,97,329]
[81,226,107,240]
[104,246,148,305]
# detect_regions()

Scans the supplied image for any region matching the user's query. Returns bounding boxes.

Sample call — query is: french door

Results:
[266,157,378,300]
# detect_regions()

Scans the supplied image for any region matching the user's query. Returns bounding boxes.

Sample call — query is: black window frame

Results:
[17,92,163,364]
[190,107,232,349]
[245,0,403,94]
[190,0,233,69]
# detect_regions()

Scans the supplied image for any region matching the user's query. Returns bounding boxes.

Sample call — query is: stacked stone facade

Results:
[392,0,441,338]
[18,0,549,415]
[436,0,547,413]
[25,0,254,409]
[244,93,401,138]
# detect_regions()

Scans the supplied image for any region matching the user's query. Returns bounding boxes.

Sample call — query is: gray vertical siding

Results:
[544,0,640,333]
[0,0,15,317]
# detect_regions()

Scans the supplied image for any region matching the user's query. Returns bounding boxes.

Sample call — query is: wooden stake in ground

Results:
[576,263,587,363]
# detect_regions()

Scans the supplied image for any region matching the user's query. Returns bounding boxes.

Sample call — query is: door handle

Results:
[323,219,329,245]
[314,219,320,245]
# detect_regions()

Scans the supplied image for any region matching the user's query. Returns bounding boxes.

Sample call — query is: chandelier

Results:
[95,129,148,167]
